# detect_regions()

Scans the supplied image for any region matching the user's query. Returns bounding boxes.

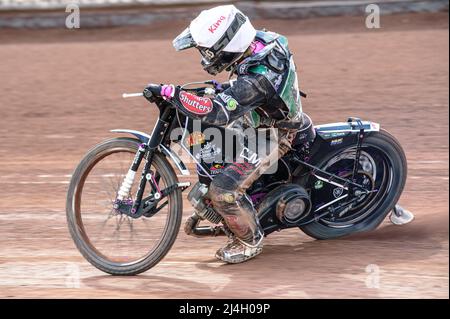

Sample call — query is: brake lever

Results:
[182,86,216,95]
[204,87,216,95]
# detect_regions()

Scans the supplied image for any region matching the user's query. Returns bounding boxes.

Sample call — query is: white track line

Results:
[1,181,70,184]
[0,160,446,184]
[413,160,447,164]
[409,176,449,180]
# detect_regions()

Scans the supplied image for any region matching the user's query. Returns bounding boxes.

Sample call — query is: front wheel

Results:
[300,129,407,239]
[66,137,183,275]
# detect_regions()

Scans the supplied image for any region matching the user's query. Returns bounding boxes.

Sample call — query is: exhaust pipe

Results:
[184,213,226,237]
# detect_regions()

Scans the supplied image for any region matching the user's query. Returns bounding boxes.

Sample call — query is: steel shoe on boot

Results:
[215,237,263,264]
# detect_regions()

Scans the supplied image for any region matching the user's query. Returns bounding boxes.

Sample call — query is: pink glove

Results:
[160,84,175,100]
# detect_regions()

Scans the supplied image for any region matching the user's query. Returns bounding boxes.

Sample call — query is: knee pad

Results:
[209,184,235,205]
[209,174,239,205]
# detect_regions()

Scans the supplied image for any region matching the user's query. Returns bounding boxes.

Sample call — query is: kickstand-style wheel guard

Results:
[389,204,415,225]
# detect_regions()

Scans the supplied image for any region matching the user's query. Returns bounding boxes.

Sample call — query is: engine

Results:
[257,184,311,226]
[187,182,223,225]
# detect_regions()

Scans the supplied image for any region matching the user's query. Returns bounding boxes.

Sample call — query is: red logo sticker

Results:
[209,16,226,33]
[179,91,213,115]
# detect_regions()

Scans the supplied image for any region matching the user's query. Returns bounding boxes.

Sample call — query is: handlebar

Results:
[122,92,144,99]
[122,80,221,100]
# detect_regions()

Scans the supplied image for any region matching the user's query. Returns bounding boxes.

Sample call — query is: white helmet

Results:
[173,5,256,75]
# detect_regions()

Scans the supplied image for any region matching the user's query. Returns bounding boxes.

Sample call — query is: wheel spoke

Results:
[72,145,173,265]
[315,147,389,226]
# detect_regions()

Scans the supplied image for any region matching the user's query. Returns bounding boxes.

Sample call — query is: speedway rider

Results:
[146,5,304,263]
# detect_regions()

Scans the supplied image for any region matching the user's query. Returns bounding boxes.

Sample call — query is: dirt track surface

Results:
[0,12,448,298]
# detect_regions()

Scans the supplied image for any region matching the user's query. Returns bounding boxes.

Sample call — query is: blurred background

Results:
[0,0,448,298]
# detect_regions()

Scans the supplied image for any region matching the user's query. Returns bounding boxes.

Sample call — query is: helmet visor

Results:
[172,27,196,51]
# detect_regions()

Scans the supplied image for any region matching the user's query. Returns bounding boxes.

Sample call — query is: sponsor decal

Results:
[330,138,343,146]
[185,131,206,147]
[240,147,261,166]
[229,162,254,176]
[194,142,221,161]
[208,15,226,34]
[210,163,225,175]
[226,99,238,111]
[230,166,244,175]
[296,132,308,141]
[330,132,347,138]
[322,132,347,139]
[218,93,238,111]
[333,187,344,198]
[179,91,213,115]
[274,74,283,89]
[314,180,324,190]
[211,163,224,170]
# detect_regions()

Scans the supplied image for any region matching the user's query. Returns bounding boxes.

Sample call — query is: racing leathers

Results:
[155,30,303,261]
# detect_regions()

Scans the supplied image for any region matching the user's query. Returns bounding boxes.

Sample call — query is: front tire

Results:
[300,129,407,239]
[66,137,182,275]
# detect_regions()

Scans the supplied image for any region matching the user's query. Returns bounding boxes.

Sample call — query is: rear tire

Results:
[66,137,182,275]
[300,129,407,240]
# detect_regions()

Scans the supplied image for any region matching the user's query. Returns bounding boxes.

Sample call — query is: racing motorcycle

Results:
[66,81,413,275]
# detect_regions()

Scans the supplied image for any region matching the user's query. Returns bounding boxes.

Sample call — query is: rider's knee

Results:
[209,175,238,206]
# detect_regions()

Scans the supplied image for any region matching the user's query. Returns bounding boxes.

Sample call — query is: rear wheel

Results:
[300,129,407,239]
[66,137,182,275]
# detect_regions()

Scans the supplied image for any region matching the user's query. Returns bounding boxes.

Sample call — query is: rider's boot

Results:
[215,228,264,264]
[209,186,265,264]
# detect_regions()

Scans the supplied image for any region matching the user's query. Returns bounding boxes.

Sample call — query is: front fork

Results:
[116,108,172,216]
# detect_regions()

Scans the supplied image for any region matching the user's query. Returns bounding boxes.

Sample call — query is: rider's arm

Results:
[161,75,275,126]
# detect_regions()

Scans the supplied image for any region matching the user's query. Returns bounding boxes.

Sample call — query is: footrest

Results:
[389,204,414,225]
